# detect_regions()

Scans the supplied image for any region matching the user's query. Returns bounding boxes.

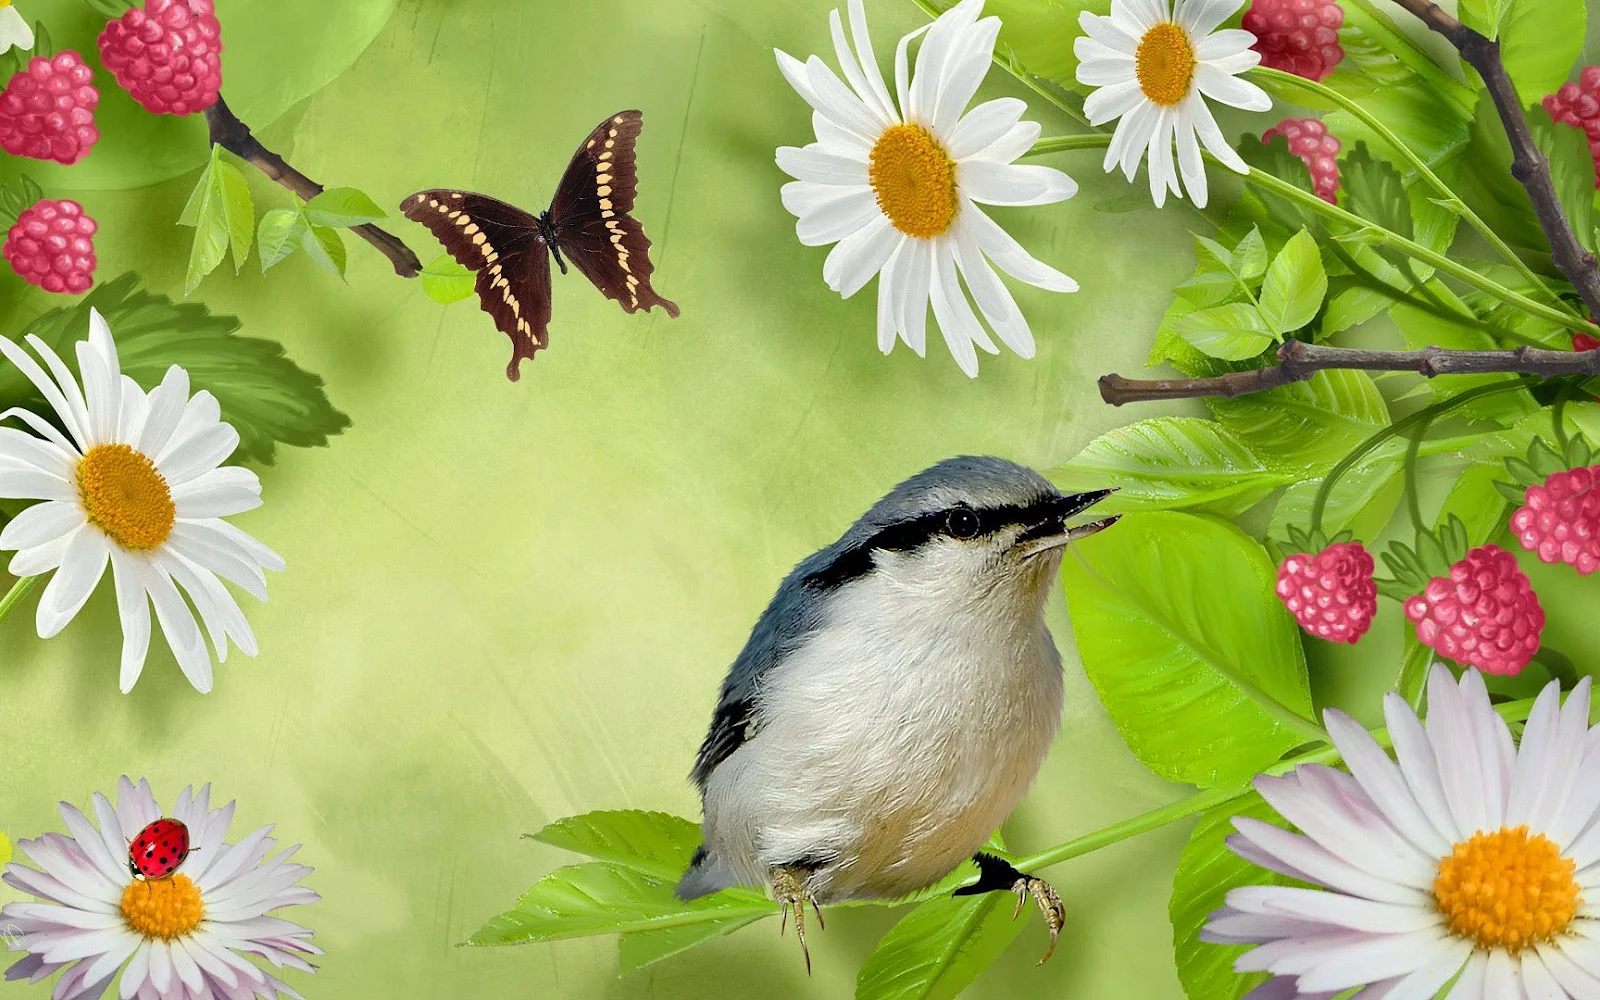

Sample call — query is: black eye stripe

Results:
[802,497,1068,591]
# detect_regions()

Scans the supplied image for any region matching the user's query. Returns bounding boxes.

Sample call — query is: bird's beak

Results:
[1015,489,1120,559]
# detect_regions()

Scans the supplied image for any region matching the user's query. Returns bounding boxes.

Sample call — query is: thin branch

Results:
[1099,340,1600,405]
[203,95,422,278]
[1387,0,1600,320]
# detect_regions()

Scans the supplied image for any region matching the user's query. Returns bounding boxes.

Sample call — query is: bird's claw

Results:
[1010,875,1065,965]
[773,866,822,975]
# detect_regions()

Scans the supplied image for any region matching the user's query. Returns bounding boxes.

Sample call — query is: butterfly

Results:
[402,109,679,381]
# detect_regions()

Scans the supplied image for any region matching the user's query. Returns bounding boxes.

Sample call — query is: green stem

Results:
[1553,381,1574,451]
[1026,132,1599,336]
[1027,135,1116,155]
[1016,696,1539,874]
[1311,379,1532,534]
[1248,66,1577,319]
[0,575,39,629]
[1016,786,1240,870]
[1404,415,1431,531]
[1240,167,1597,335]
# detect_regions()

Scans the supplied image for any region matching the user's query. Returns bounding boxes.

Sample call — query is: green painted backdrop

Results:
[1,0,1539,996]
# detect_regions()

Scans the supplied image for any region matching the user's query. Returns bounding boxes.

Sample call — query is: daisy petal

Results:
[961,199,1078,292]
[961,160,1077,207]
[1194,62,1272,111]
[107,549,152,694]
[945,98,1026,161]
[36,528,108,640]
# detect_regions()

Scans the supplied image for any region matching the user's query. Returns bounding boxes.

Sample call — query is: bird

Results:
[675,455,1119,970]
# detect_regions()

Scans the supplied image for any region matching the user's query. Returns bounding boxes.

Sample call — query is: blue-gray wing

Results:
[688,560,832,790]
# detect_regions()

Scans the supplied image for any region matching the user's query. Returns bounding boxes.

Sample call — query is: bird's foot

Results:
[772,865,823,975]
[953,852,1066,965]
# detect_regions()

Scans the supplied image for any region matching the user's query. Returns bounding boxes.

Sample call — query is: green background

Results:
[6,1,1584,997]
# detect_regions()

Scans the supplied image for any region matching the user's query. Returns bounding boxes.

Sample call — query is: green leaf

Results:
[299,223,348,280]
[219,160,255,272]
[304,186,388,228]
[1269,458,1403,547]
[466,862,773,946]
[963,0,1109,100]
[1050,418,1283,517]
[1438,464,1508,552]
[855,890,1029,1000]
[1173,304,1274,361]
[257,209,307,272]
[616,914,769,973]
[1397,634,1433,710]
[13,274,350,463]
[178,147,229,294]
[1339,144,1411,238]
[1171,793,1291,1000]
[421,253,477,305]
[1062,512,1316,787]
[1462,0,1584,108]
[1209,370,1389,470]
[177,147,254,291]
[1258,230,1327,336]
[1233,227,1268,284]
[531,811,700,881]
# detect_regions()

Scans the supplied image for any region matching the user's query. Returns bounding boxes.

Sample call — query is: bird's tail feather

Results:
[676,845,737,901]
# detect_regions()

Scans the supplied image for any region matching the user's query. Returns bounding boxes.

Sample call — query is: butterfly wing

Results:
[548,110,680,318]
[401,190,552,381]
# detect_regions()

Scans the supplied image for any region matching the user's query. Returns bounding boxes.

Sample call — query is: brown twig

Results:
[1099,340,1600,405]
[202,95,422,278]
[1388,0,1600,319]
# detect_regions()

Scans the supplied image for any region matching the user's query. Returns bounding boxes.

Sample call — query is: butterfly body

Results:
[403,110,679,381]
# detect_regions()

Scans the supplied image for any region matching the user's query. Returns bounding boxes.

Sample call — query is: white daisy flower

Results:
[1204,664,1600,998]
[1074,0,1271,208]
[775,0,1079,378]
[0,0,32,56]
[2,776,319,1000]
[0,308,284,693]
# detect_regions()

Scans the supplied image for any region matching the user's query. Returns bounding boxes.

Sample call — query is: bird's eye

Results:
[946,506,981,539]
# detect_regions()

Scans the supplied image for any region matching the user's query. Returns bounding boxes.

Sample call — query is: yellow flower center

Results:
[1433,826,1580,952]
[868,124,958,239]
[1135,23,1196,107]
[75,443,175,552]
[120,875,204,940]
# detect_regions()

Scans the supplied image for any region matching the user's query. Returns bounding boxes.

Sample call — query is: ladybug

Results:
[127,818,191,881]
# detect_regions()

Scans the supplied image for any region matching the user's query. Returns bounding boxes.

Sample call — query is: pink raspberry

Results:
[1243,0,1344,83]
[3,199,98,294]
[0,53,101,165]
[1544,67,1600,189]
[1263,118,1341,203]
[1275,541,1377,644]
[1510,466,1600,575]
[97,0,223,117]
[1403,544,1544,676]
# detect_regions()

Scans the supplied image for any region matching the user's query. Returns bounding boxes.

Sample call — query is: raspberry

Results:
[3,199,98,294]
[97,0,223,117]
[0,52,101,165]
[1263,118,1341,203]
[1243,0,1344,83]
[1543,66,1600,189]
[1275,541,1377,644]
[1402,544,1544,676]
[1577,333,1600,351]
[1510,466,1600,575]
